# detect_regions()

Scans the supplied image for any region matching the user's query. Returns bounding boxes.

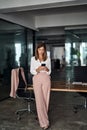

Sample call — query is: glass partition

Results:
[0,19,34,101]
[65,29,87,83]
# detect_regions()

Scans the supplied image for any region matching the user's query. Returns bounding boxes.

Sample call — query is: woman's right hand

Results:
[36,66,46,73]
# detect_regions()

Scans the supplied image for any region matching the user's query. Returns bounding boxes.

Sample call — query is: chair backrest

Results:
[74,66,87,82]
[18,68,26,89]
[16,68,27,97]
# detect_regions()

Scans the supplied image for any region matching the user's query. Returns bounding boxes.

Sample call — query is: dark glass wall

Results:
[27,29,34,84]
[65,29,87,83]
[0,19,34,101]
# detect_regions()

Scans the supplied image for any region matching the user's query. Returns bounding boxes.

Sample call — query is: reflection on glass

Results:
[80,42,87,66]
[0,19,34,100]
[47,51,50,57]
[15,43,21,66]
[65,29,87,84]
[27,29,33,67]
[65,43,71,66]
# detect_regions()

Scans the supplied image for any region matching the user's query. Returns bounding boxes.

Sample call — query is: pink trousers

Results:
[33,72,51,128]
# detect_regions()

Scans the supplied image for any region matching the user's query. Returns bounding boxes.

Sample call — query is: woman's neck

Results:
[39,55,43,62]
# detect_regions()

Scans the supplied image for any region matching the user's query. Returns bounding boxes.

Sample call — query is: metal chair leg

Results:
[84,98,87,109]
[15,97,35,120]
[74,97,87,113]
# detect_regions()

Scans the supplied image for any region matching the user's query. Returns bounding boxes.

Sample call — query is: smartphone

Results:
[41,63,46,66]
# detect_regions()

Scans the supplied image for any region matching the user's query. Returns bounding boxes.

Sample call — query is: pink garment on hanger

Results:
[10,67,27,98]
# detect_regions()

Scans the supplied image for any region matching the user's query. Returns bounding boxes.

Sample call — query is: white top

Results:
[30,56,51,75]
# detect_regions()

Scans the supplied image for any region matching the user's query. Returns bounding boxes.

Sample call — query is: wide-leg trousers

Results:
[33,72,51,128]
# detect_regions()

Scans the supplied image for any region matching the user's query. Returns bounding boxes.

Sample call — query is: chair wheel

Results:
[73,106,78,113]
[15,111,19,115]
[17,116,21,120]
[73,110,78,113]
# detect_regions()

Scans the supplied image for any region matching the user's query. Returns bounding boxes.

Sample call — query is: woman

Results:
[30,43,51,129]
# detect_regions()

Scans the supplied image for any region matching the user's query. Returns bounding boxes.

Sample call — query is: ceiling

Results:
[0,1,87,46]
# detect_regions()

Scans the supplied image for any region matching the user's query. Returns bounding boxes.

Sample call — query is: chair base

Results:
[73,96,87,113]
[73,100,87,113]
[15,99,34,120]
[74,104,87,113]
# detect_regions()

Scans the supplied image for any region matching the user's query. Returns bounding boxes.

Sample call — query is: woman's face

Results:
[38,46,45,56]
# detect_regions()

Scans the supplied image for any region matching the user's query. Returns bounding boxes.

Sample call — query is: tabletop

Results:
[51,81,87,92]
[27,81,87,93]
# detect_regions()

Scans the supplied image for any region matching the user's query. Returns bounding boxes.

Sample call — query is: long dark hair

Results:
[35,43,47,61]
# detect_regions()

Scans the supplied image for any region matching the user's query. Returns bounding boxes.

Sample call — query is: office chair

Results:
[74,92,87,113]
[79,92,87,109]
[73,66,87,113]
[15,68,34,120]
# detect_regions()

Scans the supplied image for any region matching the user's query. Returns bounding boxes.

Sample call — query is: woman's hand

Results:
[36,66,49,73]
[43,66,49,72]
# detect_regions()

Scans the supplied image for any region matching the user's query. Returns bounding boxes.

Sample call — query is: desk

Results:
[27,81,87,112]
[27,81,87,93]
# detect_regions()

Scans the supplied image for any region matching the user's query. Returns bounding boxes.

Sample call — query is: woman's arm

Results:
[30,57,51,75]
[47,57,51,75]
[30,57,37,75]
[43,57,51,75]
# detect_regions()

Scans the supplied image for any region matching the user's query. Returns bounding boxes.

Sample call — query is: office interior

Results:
[0,1,87,130]
[1,21,87,101]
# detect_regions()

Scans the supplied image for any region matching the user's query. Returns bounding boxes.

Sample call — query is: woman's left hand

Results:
[43,66,49,72]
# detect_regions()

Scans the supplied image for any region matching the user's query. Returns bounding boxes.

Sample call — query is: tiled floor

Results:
[0,91,87,130]
[0,68,87,130]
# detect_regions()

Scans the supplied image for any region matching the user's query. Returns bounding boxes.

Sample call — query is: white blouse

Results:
[30,56,51,75]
